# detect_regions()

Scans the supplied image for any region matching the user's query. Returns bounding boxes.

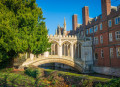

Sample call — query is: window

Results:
[101,49,104,58]
[94,37,98,45]
[116,47,120,58]
[115,31,120,40]
[89,27,93,33]
[95,53,98,60]
[100,35,103,44]
[86,29,89,35]
[109,33,113,42]
[110,48,114,58]
[115,16,120,25]
[115,17,118,25]
[100,23,102,30]
[108,20,112,27]
[94,25,98,32]
[119,17,120,23]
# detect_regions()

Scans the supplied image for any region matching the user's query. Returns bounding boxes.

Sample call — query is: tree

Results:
[0,0,50,65]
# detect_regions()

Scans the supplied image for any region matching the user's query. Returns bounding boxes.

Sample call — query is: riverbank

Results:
[0,67,119,87]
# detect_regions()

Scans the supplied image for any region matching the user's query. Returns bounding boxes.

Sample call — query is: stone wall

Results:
[93,66,120,77]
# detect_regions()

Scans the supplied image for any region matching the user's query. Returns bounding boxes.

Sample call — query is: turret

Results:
[63,17,67,36]
[55,29,57,35]
[57,24,61,35]
[64,17,66,31]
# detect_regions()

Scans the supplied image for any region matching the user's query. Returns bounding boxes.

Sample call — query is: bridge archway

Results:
[29,58,83,72]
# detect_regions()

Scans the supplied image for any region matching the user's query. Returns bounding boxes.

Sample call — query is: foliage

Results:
[24,67,43,78]
[0,0,51,64]
[44,69,111,82]
[0,72,35,87]
[0,72,50,87]
[96,78,120,87]
[0,68,14,73]
[1,68,119,87]
[44,69,111,87]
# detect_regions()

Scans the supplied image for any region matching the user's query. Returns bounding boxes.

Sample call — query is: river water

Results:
[39,63,79,74]
[39,63,117,78]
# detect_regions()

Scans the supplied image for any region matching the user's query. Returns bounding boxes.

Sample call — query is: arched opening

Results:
[73,42,81,59]
[62,41,71,57]
[50,42,58,55]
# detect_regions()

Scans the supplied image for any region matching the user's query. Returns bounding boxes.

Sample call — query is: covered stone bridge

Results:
[21,35,93,73]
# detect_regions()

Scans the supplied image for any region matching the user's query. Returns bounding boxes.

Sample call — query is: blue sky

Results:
[36,0,120,35]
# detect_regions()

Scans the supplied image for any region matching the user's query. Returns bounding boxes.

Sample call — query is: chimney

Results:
[72,14,78,31]
[101,0,111,19]
[82,6,89,26]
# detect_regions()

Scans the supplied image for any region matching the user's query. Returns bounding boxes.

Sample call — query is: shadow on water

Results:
[38,63,80,74]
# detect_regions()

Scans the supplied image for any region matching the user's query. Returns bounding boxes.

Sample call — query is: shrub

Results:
[24,67,43,78]
[0,73,35,87]
[0,68,14,73]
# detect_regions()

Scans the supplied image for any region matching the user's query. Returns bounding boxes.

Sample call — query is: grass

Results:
[0,68,113,87]
[44,69,111,82]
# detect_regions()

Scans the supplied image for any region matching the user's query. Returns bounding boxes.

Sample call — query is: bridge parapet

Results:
[49,34,78,39]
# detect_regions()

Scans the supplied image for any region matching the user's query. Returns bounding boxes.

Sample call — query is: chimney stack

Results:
[82,6,89,26]
[101,0,111,19]
[72,14,78,31]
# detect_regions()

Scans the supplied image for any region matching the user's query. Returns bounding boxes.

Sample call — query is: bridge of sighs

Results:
[22,35,93,73]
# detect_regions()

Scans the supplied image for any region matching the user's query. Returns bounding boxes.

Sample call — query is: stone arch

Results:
[62,41,71,56]
[62,40,72,45]
[30,58,83,72]
[50,40,59,46]
[50,40,59,55]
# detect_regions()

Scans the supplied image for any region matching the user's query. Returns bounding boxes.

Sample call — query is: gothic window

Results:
[62,42,71,57]
[50,43,58,55]
[73,43,81,58]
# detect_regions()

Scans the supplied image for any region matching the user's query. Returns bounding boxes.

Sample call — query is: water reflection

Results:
[38,63,79,74]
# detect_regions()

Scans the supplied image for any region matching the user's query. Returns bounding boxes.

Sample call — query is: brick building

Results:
[72,0,120,75]
[81,0,120,68]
